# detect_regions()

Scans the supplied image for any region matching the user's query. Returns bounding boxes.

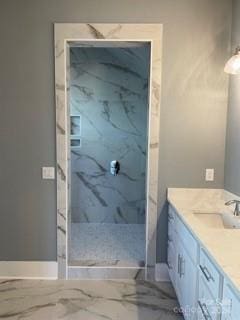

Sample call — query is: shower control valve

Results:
[110,160,120,176]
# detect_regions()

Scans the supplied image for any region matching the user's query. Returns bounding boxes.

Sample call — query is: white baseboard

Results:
[155,263,170,282]
[0,261,58,279]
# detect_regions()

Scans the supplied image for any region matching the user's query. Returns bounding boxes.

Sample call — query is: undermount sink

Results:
[193,212,240,229]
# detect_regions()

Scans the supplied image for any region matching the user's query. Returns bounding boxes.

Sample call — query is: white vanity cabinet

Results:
[168,206,197,320]
[167,204,240,320]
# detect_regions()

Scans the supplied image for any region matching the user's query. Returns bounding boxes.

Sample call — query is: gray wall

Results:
[224,0,240,196]
[70,46,149,224]
[0,0,231,261]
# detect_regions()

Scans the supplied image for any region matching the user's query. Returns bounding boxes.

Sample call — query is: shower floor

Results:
[69,223,146,267]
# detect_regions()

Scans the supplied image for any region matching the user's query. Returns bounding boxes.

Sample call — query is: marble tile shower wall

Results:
[70,46,150,224]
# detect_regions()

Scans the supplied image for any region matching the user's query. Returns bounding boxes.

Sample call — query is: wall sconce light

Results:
[224,46,240,74]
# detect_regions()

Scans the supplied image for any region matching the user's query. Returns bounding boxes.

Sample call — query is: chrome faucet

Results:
[225,200,240,216]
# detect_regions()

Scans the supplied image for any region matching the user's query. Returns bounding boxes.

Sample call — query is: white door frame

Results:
[54,23,162,279]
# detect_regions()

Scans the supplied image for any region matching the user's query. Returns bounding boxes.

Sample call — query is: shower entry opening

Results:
[55,23,162,280]
[68,41,150,275]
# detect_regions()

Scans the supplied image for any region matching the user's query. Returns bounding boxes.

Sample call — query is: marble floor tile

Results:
[0,279,183,320]
[69,223,145,266]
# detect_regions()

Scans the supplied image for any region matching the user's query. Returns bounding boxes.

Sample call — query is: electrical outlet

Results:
[205,168,214,181]
[42,167,55,180]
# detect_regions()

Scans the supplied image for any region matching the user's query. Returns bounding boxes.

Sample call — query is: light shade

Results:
[224,47,240,74]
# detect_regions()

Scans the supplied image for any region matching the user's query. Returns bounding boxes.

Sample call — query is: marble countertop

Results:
[167,188,240,294]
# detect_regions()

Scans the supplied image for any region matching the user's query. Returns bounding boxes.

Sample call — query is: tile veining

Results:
[0,280,183,320]
[69,45,150,224]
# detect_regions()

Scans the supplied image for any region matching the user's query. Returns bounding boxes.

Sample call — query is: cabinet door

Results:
[176,240,197,320]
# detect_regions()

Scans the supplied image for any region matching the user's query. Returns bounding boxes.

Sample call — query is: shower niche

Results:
[68,43,150,271]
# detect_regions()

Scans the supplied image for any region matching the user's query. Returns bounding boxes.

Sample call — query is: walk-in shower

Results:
[68,43,150,269]
[55,23,162,279]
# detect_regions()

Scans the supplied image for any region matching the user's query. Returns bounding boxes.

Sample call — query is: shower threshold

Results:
[69,223,146,268]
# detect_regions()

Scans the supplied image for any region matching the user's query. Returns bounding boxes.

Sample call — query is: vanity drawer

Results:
[175,213,198,264]
[222,280,240,319]
[199,249,221,299]
[198,275,220,320]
